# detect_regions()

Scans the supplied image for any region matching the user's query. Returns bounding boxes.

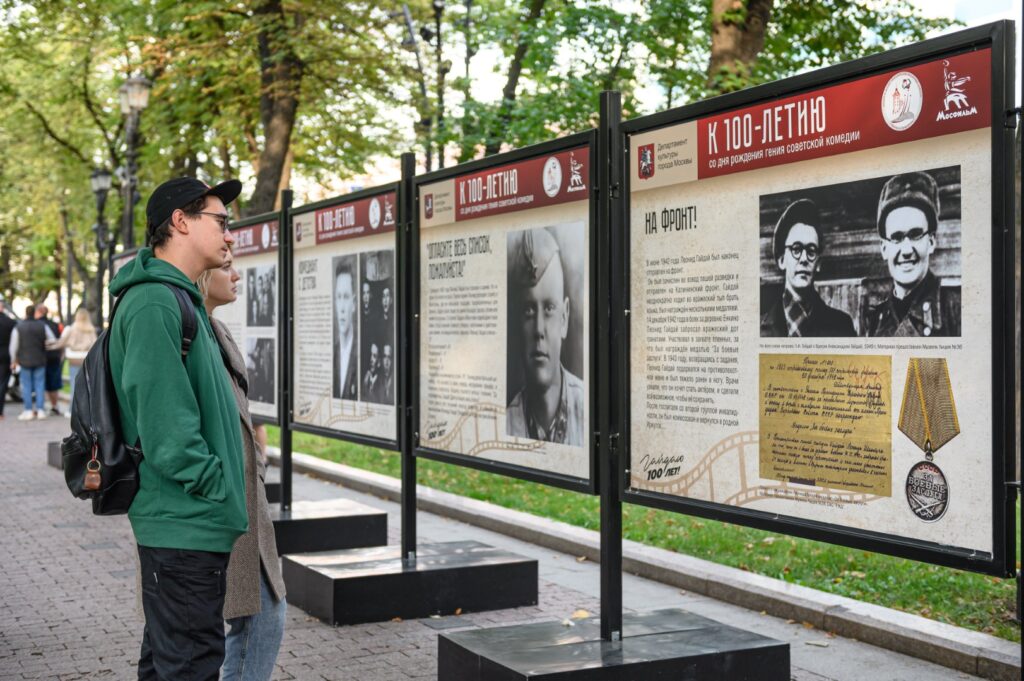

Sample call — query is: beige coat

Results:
[49,323,97,365]
[211,317,286,618]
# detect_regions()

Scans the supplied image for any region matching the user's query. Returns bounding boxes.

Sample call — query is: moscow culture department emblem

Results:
[542,156,563,198]
[638,144,655,179]
[881,71,923,131]
[369,198,381,229]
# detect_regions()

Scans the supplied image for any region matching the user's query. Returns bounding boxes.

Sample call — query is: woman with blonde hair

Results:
[47,306,97,412]
[197,250,286,680]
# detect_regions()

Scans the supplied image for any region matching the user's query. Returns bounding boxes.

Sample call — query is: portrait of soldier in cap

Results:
[506,226,585,446]
[866,171,960,337]
[760,199,856,337]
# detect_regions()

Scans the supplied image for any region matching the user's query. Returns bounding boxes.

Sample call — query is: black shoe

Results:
[50,407,61,416]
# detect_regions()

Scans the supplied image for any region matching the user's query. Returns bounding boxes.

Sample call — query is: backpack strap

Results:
[161,283,198,362]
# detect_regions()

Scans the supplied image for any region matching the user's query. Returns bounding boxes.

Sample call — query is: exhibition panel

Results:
[288,184,401,449]
[621,22,1016,576]
[412,132,599,492]
[216,213,281,425]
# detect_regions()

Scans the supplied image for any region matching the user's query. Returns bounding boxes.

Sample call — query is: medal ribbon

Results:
[898,358,960,458]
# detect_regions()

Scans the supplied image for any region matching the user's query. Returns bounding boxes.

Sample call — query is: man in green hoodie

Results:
[108,177,248,681]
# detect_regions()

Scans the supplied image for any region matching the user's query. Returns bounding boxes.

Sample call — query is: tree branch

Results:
[80,48,119,166]
[21,100,90,165]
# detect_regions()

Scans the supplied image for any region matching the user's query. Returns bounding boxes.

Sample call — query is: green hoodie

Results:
[108,248,247,552]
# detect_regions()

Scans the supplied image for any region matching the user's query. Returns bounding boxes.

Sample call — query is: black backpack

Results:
[62,283,198,515]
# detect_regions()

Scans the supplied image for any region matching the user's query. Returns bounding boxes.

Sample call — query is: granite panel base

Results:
[438,609,789,681]
[270,498,387,555]
[282,541,538,625]
[46,441,63,469]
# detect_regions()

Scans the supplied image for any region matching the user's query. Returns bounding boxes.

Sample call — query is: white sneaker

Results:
[17,411,35,421]
[64,410,72,418]
[35,411,47,420]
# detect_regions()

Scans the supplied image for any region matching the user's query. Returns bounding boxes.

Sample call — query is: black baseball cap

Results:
[145,177,243,236]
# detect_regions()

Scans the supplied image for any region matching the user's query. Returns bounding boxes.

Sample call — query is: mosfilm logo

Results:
[260,223,271,249]
[542,156,563,197]
[566,152,586,192]
[881,71,922,131]
[637,143,654,179]
[424,194,434,219]
[936,59,976,121]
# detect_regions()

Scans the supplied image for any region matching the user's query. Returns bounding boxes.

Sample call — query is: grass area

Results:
[268,427,1021,643]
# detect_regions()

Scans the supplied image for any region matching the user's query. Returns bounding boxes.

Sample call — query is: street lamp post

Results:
[91,168,113,327]
[118,75,151,251]
[431,0,449,169]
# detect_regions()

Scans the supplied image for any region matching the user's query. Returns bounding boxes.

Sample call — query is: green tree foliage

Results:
[0,0,955,311]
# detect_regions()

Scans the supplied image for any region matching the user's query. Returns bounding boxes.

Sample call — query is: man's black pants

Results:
[137,545,230,681]
[0,359,10,416]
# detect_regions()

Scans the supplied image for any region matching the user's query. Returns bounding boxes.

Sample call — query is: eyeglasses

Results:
[784,242,819,261]
[197,211,231,232]
[884,228,929,245]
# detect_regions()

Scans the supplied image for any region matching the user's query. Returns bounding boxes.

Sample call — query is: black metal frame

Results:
[410,131,601,495]
[284,183,403,454]
[226,210,284,429]
[617,22,1017,577]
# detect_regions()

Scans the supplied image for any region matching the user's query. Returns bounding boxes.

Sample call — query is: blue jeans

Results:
[20,365,45,412]
[222,571,286,681]
[68,364,81,405]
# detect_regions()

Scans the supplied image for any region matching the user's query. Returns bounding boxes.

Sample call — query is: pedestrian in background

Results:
[9,304,55,420]
[198,250,286,680]
[0,298,16,420]
[47,306,97,411]
[36,304,65,416]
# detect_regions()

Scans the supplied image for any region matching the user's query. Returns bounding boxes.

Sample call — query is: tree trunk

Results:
[707,0,773,95]
[245,0,304,217]
[483,0,547,156]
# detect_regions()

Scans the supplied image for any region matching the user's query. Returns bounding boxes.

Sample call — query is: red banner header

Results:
[693,49,990,180]
[451,146,589,221]
[312,191,397,245]
[232,220,279,257]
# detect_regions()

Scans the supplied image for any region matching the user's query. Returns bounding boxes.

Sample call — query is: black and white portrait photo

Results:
[359,250,395,405]
[759,166,962,338]
[332,254,360,400]
[245,337,275,404]
[246,265,276,327]
[506,223,585,446]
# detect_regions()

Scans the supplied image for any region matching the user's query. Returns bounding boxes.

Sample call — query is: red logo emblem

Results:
[638,144,655,179]
[424,194,434,219]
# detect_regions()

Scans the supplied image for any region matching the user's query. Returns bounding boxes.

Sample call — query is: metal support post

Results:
[598,90,623,641]
[280,189,294,512]
[399,152,418,564]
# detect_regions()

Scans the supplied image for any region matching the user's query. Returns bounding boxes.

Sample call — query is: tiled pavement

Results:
[0,410,990,680]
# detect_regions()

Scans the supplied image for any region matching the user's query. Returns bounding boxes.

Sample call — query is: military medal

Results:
[898,358,958,521]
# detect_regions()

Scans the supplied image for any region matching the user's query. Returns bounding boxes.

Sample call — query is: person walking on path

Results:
[9,303,55,420]
[109,177,247,681]
[198,250,286,681]
[36,304,65,416]
[0,298,16,419]
[47,306,97,411]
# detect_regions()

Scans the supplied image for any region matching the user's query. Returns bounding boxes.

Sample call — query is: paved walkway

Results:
[0,411,994,680]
